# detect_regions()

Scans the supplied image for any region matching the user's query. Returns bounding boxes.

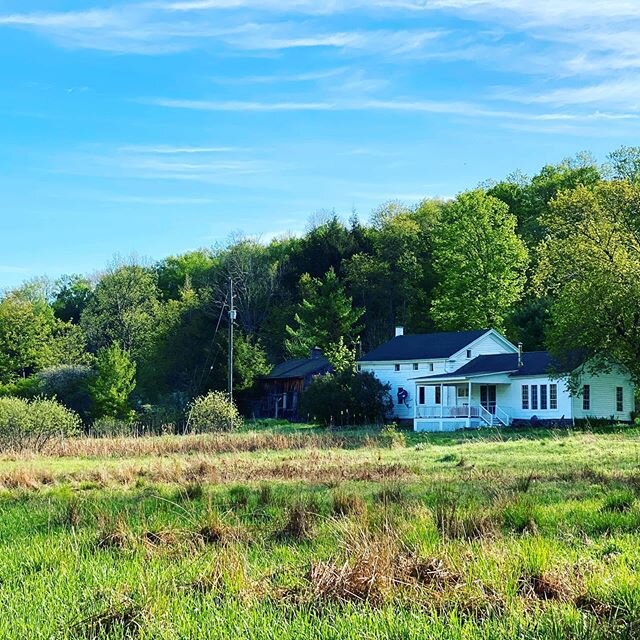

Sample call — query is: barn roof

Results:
[264,356,331,380]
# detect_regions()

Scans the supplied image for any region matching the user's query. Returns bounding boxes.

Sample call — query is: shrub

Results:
[0,396,81,452]
[187,391,243,433]
[379,423,406,448]
[35,365,95,421]
[299,371,392,427]
[89,344,136,421]
[89,417,138,437]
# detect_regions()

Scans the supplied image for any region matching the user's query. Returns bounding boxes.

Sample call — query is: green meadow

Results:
[1,423,639,639]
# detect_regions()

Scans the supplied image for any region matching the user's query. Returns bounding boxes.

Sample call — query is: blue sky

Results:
[2,0,640,289]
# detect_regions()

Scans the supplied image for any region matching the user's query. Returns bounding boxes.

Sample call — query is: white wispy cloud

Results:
[496,78,640,109]
[141,95,640,122]
[118,144,240,153]
[106,194,218,204]
[210,67,349,84]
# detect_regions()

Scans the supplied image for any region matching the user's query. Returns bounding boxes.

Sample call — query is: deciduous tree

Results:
[431,190,528,332]
[537,180,640,382]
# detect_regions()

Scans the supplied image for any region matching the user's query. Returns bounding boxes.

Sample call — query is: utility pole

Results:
[228,277,236,405]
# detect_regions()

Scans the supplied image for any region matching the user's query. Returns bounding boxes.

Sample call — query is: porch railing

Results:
[416,405,481,419]
[416,404,514,426]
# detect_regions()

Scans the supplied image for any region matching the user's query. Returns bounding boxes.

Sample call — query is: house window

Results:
[457,386,469,398]
[540,384,548,410]
[419,387,425,405]
[550,384,558,410]
[522,385,529,410]
[413,363,419,371]
[616,387,624,412]
[394,364,400,372]
[466,349,472,359]
[428,363,434,372]
[582,385,590,411]
[531,385,538,411]
[356,364,361,372]
[435,386,442,405]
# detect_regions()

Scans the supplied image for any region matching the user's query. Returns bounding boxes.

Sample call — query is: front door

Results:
[480,385,497,414]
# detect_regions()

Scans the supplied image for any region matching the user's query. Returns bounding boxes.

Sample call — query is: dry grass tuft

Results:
[0,467,54,489]
[277,501,318,541]
[96,517,133,551]
[331,489,366,517]
[69,593,146,639]
[307,527,460,607]
[188,545,260,602]
[63,499,81,529]
[517,570,578,603]
[374,482,409,506]
[196,510,242,546]
[433,495,498,540]
[35,431,356,460]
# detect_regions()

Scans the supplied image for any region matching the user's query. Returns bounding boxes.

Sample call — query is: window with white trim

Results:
[413,363,419,371]
[549,384,558,410]
[394,364,400,372]
[522,385,529,410]
[457,386,469,398]
[419,386,425,405]
[428,362,434,372]
[540,384,548,410]
[466,349,472,359]
[582,385,590,411]
[435,387,442,405]
[616,387,623,412]
[531,385,538,411]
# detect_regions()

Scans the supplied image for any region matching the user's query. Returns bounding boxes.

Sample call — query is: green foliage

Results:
[431,189,528,332]
[347,200,442,346]
[156,249,217,300]
[538,180,640,383]
[489,153,601,247]
[379,423,407,448]
[299,370,392,426]
[2,147,639,416]
[285,268,364,358]
[0,376,40,398]
[607,146,640,182]
[0,396,81,452]
[52,274,93,323]
[81,262,160,356]
[0,292,88,383]
[187,391,243,432]
[324,337,357,374]
[89,344,136,420]
[35,365,95,421]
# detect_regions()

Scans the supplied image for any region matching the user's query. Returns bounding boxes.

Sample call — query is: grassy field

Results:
[1,422,640,639]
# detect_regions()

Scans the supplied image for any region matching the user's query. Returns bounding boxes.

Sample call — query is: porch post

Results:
[440,383,444,418]
[468,381,471,417]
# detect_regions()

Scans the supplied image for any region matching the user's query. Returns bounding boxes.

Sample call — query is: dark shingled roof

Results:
[264,356,331,380]
[415,351,567,380]
[359,329,490,362]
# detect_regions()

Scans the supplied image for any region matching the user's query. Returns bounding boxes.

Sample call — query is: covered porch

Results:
[413,375,515,432]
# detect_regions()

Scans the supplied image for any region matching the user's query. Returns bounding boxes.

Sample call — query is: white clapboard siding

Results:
[572,370,635,421]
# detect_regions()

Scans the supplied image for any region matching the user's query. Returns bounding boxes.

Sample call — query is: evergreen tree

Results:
[285,268,364,358]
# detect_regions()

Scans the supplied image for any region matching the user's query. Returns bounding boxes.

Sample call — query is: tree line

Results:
[2,146,640,423]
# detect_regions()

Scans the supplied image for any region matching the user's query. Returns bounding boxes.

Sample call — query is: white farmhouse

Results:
[359,327,634,432]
